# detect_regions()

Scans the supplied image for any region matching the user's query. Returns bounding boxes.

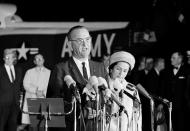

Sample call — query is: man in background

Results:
[21,54,51,130]
[163,51,188,131]
[0,49,23,131]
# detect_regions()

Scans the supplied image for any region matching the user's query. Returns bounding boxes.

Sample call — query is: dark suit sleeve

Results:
[47,65,60,97]
[15,66,24,107]
[47,63,67,98]
[93,61,108,79]
[52,62,74,102]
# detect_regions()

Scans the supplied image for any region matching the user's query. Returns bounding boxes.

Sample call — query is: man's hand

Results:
[36,90,45,98]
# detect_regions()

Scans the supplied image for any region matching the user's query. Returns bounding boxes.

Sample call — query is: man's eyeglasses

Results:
[70,36,92,45]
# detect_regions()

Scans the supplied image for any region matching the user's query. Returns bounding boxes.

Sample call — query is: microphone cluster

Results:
[64,75,81,103]
[64,75,142,115]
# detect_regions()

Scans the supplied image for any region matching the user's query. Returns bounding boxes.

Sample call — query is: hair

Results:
[154,58,164,67]
[177,52,184,60]
[3,49,17,58]
[33,53,45,65]
[34,53,44,60]
[67,25,87,40]
[108,62,118,76]
[172,51,184,64]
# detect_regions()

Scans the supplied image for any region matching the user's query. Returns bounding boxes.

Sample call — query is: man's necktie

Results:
[10,67,15,82]
[82,62,88,80]
[173,67,179,70]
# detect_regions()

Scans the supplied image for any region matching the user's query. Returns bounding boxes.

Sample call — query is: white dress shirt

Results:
[73,57,91,79]
[4,64,15,83]
[173,65,180,75]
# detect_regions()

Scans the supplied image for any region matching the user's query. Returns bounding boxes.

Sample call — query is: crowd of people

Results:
[0,25,190,131]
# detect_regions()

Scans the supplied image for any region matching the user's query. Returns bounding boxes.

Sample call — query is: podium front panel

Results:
[27,98,66,128]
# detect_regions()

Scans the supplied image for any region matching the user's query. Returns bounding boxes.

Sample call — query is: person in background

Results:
[185,50,190,65]
[146,57,165,96]
[185,50,190,131]
[105,51,142,131]
[21,54,51,130]
[0,49,23,131]
[146,58,167,131]
[129,56,154,90]
[163,51,188,131]
[53,25,107,131]
[144,57,154,75]
[129,56,146,86]
[129,56,153,131]
[138,56,146,71]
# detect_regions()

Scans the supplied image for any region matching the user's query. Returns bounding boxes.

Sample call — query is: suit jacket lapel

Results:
[175,65,185,77]
[14,66,18,83]
[89,60,96,76]
[3,66,12,83]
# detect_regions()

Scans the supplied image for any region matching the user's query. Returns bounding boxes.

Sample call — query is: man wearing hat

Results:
[105,51,142,131]
[0,49,23,131]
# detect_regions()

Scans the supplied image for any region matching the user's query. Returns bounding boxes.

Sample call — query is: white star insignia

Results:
[17,43,29,60]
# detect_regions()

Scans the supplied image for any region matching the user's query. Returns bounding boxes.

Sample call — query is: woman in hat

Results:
[105,51,142,131]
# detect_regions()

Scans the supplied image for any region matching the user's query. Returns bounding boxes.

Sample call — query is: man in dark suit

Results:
[146,58,167,131]
[53,25,107,131]
[0,49,23,131]
[146,57,165,96]
[163,51,188,131]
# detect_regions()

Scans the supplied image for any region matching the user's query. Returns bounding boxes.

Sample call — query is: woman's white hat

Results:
[108,51,135,70]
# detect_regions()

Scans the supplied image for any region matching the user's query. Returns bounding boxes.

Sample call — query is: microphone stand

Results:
[150,99,155,131]
[96,92,99,131]
[74,95,86,131]
[151,94,173,131]
[44,104,50,131]
[169,102,173,131]
[38,103,49,131]
[21,98,75,131]
[74,97,77,131]
[102,103,105,131]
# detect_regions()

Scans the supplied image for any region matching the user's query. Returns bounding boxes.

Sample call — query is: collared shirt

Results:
[23,66,50,96]
[73,57,90,79]
[4,64,15,82]
[154,68,160,76]
[173,65,180,75]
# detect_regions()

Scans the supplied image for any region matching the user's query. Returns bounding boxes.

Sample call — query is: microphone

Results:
[89,76,99,94]
[122,89,141,104]
[109,92,128,116]
[98,77,108,89]
[112,78,141,103]
[64,75,81,103]
[97,77,129,114]
[135,83,152,100]
[126,82,136,91]
[97,77,125,105]
[151,94,170,105]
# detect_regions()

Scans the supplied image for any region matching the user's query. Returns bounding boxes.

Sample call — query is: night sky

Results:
[1,0,189,57]
[4,0,153,21]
